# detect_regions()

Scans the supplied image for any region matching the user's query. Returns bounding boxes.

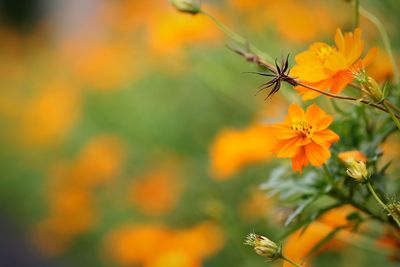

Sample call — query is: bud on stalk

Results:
[244,233,281,261]
[353,69,384,103]
[171,0,201,14]
[345,159,369,182]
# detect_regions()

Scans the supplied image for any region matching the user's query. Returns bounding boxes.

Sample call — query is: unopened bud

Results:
[244,233,281,261]
[354,70,384,103]
[171,0,201,14]
[346,159,369,182]
[361,77,384,103]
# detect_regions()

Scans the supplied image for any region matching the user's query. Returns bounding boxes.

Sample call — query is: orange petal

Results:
[291,147,308,172]
[338,150,367,163]
[315,115,334,131]
[362,47,378,67]
[304,141,331,167]
[312,129,340,147]
[334,28,345,53]
[274,138,300,158]
[271,123,297,140]
[305,104,322,127]
[305,104,335,131]
[288,103,305,121]
[295,136,311,147]
[330,71,353,95]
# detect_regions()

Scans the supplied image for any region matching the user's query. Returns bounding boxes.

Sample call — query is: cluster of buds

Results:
[353,69,384,104]
[171,0,201,14]
[345,159,369,182]
[244,233,281,261]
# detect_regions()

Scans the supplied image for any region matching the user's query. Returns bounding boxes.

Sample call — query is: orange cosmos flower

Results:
[271,103,339,172]
[291,28,377,100]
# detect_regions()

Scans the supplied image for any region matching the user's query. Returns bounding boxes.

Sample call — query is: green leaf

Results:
[278,203,343,239]
[284,194,320,227]
[260,166,319,202]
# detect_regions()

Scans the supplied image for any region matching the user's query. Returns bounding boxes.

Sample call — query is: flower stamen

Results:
[315,45,335,64]
[290,120,314,139]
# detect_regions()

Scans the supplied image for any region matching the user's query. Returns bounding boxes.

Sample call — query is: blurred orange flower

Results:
[147,10,221,56]
[283,205,357,267]
[62,40,137,91]
[32,184,96,256]
[367,49,395,82]
[229,0,341,43]
[103,222,224,266]
[291,28,377,100]
[103,224,172,264]
[338,150,367,163]
[380,134,400,173]
[209,124,274,180]
[271,103,339,172]
[33,135,126,256]
[130,167,183,216]
[71,135,126,187]
[20,81,80,146]
[376,230,400,261]
[174,221,225,259]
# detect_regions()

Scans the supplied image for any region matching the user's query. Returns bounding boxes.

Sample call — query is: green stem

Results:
[360,6,400,84]
[354,0,360,28]
[383,101,400,131]
[200,10,274,62]
[366,181,400,228]
[281,255,303,267]
[366,181,387,210]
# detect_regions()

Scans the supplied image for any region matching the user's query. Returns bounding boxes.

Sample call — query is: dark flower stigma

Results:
[246,54,298,100]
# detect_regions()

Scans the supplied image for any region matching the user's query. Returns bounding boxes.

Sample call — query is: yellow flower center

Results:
[315,45,335,64]
[290,120,314,139]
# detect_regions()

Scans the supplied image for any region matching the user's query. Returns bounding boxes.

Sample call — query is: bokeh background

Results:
[0,0,399,266]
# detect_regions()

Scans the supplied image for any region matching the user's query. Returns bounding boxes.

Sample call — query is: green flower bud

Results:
[245,233,281,261]
[354,70,384,103]
[171,0,201,14]
[345,159,369,182]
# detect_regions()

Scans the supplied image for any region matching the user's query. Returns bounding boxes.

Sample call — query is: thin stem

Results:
[366,181,400,228]
[281,255,303,267]
[297,82,400,119]
[383,101,400,131]
[200,10,274,63]
[354,0,360,28]
[360,6,399,84]
[384,99,400,114]
[366,181,387,210]
[297,82,356,100]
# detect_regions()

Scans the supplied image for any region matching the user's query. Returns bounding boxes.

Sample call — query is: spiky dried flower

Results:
[247,55,298,100]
